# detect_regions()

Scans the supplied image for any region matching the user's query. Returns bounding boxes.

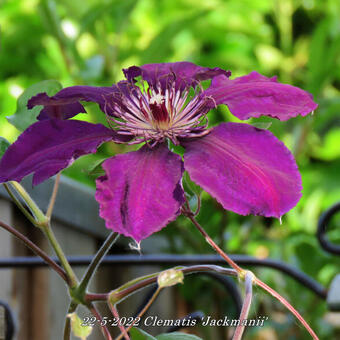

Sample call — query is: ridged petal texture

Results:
[95,144,185,242]
[0,120,116,186]
[183,123,302,218]
[205,71,318,120]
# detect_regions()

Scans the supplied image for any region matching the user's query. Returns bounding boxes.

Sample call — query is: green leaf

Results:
[0,137,10,159]
[7,80,62,132]
[183,172,203,197]
[130,328,157,340]
[85,157,107,177]
[67,313,93,340]
[156,332,203,340]
[252,122,272,130]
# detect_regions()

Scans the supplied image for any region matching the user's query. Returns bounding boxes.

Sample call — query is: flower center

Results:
[149,94,170,130]
[105,80,214,145]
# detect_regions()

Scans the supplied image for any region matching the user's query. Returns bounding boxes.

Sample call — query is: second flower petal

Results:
[182,123,302,218]
[205,72,317,121]
[95,144,185,242]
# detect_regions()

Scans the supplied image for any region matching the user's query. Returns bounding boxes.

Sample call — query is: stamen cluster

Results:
[103,79,215,145]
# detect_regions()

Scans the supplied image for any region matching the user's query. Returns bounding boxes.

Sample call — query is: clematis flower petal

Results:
[28,85,116,120]
[124,62,230,92]
[95,144,184,242]
[204,72,318,120]
[182,122,302,218]
[0,120,124,186]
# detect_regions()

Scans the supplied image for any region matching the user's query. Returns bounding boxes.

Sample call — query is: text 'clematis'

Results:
[0,62,317,242]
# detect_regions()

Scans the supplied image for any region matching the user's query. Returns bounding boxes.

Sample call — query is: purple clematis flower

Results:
[0,62,317,242]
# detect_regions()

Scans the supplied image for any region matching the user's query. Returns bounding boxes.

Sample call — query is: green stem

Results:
[44,223,78,288]
[78,232,119,295]
[64,301,78,340]
[10,181,48,226]
[46,172,61,219]
[3,183,37,225]
[6,181,77,288]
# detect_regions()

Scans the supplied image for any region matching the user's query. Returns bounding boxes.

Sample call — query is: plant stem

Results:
[64,301,78,340]
[108,304,130,340]
[232,271,254,340]
[46,173,61,219]
[78,232,119,295]
[6,181,77,287]
[10,181,48,226]
[255,277,319,340]
[115,287,161,340]
[0,219,67,282]
[43,223,78,288]
[183,208,319,340]
[182,206,243,274]
[87,302,112,340]
[86,265,236,303]
[104,265,236,304]
[3,183,37,225]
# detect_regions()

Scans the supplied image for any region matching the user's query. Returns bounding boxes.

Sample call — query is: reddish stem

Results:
[87,303,113,340]
[232,271,254,340]
[255,277,319,340]
[183,207,319,340]
[108,304,130,340]
[182,206,243,273]
[0,220,68,283]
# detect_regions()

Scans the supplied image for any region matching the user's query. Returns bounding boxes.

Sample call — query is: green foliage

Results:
[7,80,62,131]
[0,137,10,159]
[130,328,157,340]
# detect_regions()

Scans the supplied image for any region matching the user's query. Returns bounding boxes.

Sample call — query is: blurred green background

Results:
[0,0,340,339]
